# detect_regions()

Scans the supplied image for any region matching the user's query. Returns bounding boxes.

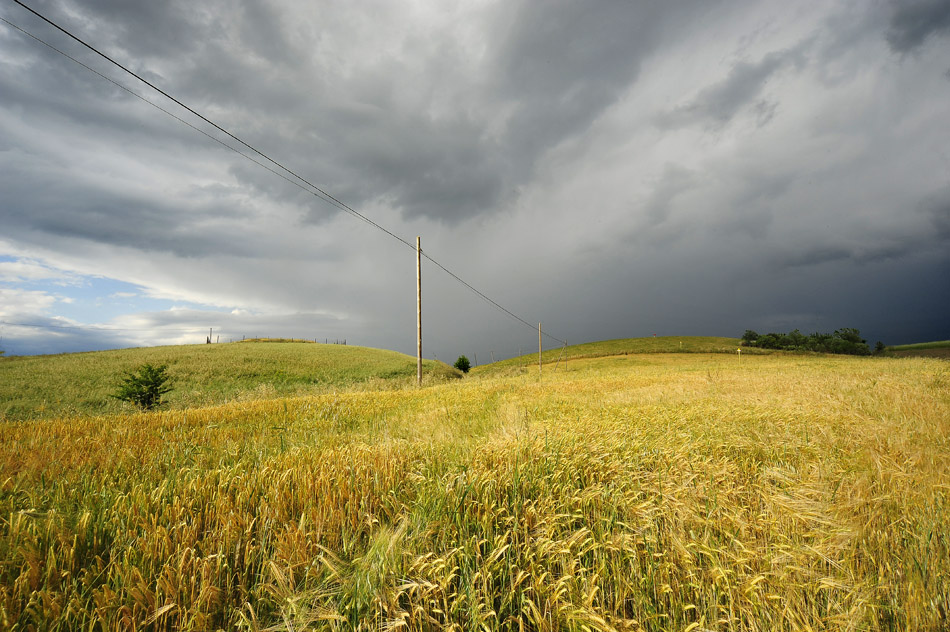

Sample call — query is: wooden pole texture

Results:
[417,237,422,387]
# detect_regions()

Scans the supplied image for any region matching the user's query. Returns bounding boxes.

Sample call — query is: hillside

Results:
[473,335,743,374]
[0,341,459,421]
[888,340,950,359]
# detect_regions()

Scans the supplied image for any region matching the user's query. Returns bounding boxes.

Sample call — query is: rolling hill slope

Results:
[473,335,743,374]
[0,340,459,421]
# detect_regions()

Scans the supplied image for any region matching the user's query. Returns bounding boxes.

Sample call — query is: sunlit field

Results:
[1,346,947,630]
[0,341,458,421]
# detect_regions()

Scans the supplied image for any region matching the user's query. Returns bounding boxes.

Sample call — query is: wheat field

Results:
[1,351,947,630]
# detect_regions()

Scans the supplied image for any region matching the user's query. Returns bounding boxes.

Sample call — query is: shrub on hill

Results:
[112,363,173,410]
[741,328,871,355]
[454,355,471,373]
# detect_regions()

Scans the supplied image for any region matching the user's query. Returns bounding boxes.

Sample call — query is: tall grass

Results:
[0,353,947,630]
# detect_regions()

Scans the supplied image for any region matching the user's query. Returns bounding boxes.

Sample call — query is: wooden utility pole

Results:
[539,322,542,377]
[416,236,422,387]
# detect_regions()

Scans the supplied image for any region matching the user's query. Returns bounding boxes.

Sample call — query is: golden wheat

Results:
[0,353,947,630]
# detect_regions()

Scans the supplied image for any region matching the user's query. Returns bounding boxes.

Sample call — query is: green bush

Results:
[454,355,471,373]
[113,363,172,410]
[742,328,871,356]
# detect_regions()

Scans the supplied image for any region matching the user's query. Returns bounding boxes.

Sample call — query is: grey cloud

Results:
[886,0,950,53]
[0,319,136,356]
[924,186,950,240]
[658,48,802,128]
[0,164,261,259]
[486,3,729,157]
[714,174,790,240]
[772,238,933,270]
[641,165,696,227]
[5,0,730,226]
[366,0,725,223]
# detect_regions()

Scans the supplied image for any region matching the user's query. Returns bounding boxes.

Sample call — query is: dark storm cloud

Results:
[0,159,262,259]
[773,243,916,269]
[296,0,727,224]
[924,186,950,240]
[4,0,727,227]
[299,0,687,223]
[886,0,950,53]
[491,2,663,149]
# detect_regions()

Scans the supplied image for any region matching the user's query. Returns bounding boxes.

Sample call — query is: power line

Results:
[0,16,310,200]
[9,0,413,249]
[4,2,566,345]
[422,253,566,344]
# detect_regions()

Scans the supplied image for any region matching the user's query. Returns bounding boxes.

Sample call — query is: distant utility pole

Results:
[417,236,423,387]
[539,322,542,378]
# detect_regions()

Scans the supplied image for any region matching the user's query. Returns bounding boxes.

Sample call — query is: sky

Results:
[1,0,948,360]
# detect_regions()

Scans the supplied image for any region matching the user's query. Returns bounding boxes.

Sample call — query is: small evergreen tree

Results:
[113,363,172,410]
[454,355,471,373]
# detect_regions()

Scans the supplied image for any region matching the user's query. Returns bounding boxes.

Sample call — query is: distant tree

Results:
[831,328,871,356]
[741,328,871,355]
[756,333,783,350]
[113,363,173,410]
[785,329,807,350]
[454,355,471,373]
[874,341,886,355]
[807,332,833,353]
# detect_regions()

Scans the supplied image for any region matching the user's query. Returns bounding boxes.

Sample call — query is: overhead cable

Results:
[4,2,565,345]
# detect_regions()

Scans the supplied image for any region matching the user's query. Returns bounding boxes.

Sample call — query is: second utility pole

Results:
[417,236,423,387]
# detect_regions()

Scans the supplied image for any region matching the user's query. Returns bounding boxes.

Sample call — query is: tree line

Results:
[741,328,879,356]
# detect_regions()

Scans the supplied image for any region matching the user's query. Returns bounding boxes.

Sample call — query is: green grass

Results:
[889,340,950,351]
[474,336,744,374]
[0,342,459,421]
[887,340,950,359]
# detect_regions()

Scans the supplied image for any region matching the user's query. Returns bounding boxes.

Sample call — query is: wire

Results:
[9,0,413,249]
[422,253,566,344]
[3,2,566,345]
[0,16,310,198]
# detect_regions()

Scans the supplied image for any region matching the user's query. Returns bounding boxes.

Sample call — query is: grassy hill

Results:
[474,335,743,374]
[0,341,459,421]
[888,340,950,359]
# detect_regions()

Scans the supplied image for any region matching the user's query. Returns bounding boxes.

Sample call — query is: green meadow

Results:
[0,340,459,421]
[887,340,950,359]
